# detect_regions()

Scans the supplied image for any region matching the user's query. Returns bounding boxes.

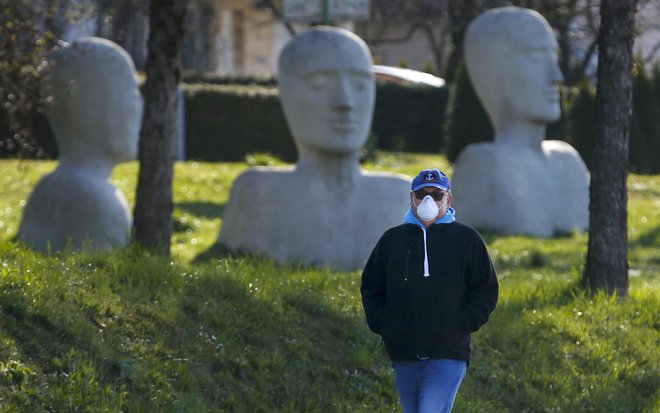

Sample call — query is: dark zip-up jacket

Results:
[360,222,498,363]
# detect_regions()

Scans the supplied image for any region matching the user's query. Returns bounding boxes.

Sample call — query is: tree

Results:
[582,0,636,296]
[254,0,624,85]
[255,0,297,36]
[96,0,150,70]
[443,62,493,162]
[629,60,660,174]
[0,1,61,158]
[133,0,186,255]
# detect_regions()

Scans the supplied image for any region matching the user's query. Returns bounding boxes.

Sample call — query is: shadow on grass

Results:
[0,245,395,411]
[192,243,337,277]
[477,229,584,245]
[630,225,660,248]
[176,201,225,220]
[172,268,393,411]
[460,275,659,412]
[192,241,246,264]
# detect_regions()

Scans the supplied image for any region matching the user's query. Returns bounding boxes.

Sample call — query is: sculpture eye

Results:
[352,79,367,90]
[351,73,372,91]
[305,73,326,90]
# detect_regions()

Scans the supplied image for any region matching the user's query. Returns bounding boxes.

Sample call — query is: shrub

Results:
[182,70,277,87]
[566,81,596,171]
[0,109,57,159]
[630,61,660,174]
[371,82,448,153]
[184,83,297,162]
[546,86,570,141]
[445,62,597,168]
[443,61,493,163]
[186,79,450,161]
[10,79,450,162]
[563,64,660,175]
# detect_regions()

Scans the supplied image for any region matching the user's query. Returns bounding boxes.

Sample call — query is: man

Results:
[217,27,410,270]
[361,169,498,413]
[451,7,589,237]
[18,37,143,252]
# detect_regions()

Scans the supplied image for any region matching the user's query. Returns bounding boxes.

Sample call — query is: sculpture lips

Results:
[331,116,357,132]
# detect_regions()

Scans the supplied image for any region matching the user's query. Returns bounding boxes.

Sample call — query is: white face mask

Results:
[416,195,440,221]
[413,193,449,222]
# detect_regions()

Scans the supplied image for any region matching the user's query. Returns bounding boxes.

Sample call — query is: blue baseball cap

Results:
[411,169,451,192]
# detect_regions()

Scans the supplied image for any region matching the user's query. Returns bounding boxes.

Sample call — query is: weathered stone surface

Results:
[218,27,410,270]
[452,7,589,237]
[18,37,143,251]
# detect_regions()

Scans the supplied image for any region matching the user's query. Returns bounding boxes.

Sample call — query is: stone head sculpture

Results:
[464,7,563,138]
[452,7,589,237]
[277,26,375,160]
[41,36,143,172]
[18,37,142,252]
[217,27,411,269]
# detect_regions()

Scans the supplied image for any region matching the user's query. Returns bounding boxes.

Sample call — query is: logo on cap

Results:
[424,172,436,181]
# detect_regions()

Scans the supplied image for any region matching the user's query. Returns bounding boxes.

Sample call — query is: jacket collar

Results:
[403,207,456,229]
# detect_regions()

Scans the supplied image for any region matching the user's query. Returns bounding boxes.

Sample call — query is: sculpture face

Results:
[43,37,143,166]
[19,37,140,253]
[503,29,563,124]
[465,8,564,129]
[278,29,375,156]
[102,64,143,163]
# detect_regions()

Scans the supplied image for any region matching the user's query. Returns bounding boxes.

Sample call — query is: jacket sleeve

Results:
[457,233,499,334]
[360,235,387,335]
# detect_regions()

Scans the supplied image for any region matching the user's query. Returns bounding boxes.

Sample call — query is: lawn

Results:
[0,154,658,412]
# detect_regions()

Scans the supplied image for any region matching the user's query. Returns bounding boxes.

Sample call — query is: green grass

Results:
[0,154,658,412]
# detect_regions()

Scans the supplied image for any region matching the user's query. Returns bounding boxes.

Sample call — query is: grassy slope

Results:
[0,154,658,412]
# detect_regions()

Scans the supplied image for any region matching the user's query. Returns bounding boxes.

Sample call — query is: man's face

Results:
[505,31,563,124]
[411,187,452,223]
[279,45,375,155]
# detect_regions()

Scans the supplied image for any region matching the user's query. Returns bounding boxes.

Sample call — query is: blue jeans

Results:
[393,358,467,413]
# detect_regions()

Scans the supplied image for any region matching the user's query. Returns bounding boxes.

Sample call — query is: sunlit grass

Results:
[0,154,658,412]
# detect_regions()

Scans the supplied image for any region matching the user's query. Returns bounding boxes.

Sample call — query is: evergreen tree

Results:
[629,59,660,173]
[567,81,597,170]
[443,61,493,163]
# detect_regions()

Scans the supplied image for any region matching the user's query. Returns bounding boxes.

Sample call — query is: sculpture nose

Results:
[333,76,355,111]
[550,62,564,84]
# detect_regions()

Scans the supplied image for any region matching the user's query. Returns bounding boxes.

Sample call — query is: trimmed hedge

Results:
[182,70,277,87]
[372,82,448,152]
[3,80,449,162]
[184,83,296,162]
[184,80,449,161]
[5,66,659,174]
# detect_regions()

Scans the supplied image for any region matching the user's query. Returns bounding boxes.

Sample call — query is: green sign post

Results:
[323,0,330,24]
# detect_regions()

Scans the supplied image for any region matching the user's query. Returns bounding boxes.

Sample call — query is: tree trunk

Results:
[133,0,186,255]
[582,0,636,296]
[444,1,478,83]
